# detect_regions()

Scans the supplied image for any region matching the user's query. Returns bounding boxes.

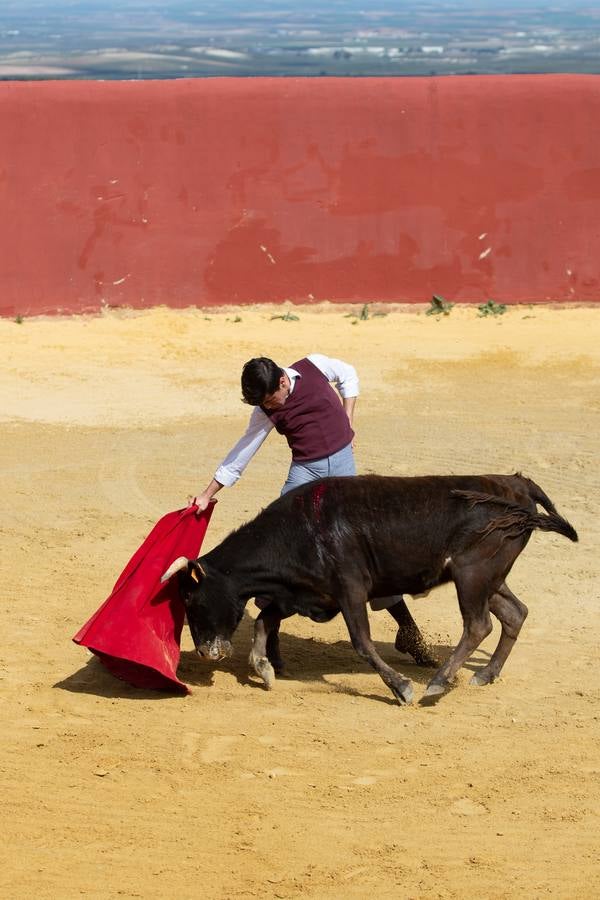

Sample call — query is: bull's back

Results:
[288,473,534,562]
[205,473,544,599]
[305,472,529,524]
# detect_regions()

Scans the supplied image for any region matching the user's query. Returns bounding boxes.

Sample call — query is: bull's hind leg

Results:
[424,568,493,698]
[470,583,528,686]
[249,606,283,690]
[340,593,414,705]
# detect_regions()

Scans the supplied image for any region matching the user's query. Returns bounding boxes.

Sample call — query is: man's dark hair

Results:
[241,357,283,405]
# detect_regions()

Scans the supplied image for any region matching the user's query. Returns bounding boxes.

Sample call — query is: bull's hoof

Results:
[470,671,495,687]
[423,682,446,698]
[249,652,275,690]
[391,679,414,705]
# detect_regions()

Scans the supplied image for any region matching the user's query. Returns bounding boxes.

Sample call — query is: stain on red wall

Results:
[1,75,599,316]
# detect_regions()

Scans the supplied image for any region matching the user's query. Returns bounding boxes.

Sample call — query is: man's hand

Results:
[187,479,223,514]
[195,492,213,512]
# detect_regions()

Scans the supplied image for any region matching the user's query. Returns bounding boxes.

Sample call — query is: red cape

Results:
[73,504,214,693]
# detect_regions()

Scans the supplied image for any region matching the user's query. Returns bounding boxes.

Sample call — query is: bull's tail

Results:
[519,506,578,542]
[517,474,578,542]
[452,488,578,544]
[515,473,559,516]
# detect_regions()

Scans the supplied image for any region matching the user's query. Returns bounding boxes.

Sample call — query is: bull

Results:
[161,474,577,703]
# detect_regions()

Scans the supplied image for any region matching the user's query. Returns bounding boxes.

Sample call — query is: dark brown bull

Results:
[162,474,577,704]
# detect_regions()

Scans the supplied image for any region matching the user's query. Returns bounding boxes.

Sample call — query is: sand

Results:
[1,303,599,898]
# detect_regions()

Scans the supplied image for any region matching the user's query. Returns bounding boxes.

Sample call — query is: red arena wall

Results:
[1,75,599,316]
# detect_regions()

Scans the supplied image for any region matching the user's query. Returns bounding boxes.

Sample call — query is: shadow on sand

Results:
[57,610,492,705]
[54,656,186,700]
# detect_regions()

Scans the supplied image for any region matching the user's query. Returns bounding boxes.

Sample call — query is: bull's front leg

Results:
[249,605,283,690]
[340,589,414,705]
[385,597,439,668]
[265,619,285,675]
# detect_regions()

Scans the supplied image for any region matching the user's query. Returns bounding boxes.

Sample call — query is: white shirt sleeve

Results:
[214,406,275,487]
[306,353,359,398]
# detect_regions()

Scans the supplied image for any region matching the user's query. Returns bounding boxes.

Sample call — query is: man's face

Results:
[262,374,290,410]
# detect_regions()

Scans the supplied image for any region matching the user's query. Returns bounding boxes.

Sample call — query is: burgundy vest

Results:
[262,358,354,462]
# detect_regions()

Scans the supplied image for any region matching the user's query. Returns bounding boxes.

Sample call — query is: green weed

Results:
[477,299,506,317]
[270,311,300,322]
[344,303,388,323]
[426,294,454,316]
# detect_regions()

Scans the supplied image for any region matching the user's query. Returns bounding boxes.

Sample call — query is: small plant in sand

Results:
[477,299,506,317]
[426,294,454,316]
[14,315,24,324]
[345,303,388,324]
[226,315,243,323]
[270,311,300,321]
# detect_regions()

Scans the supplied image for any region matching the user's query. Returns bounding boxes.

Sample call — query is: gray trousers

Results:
[280,442,356,495]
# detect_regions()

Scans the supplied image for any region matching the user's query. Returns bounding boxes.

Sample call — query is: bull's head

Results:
[161,556,243,661]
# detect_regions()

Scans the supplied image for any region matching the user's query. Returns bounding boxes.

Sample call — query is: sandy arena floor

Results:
[1,304,599,898]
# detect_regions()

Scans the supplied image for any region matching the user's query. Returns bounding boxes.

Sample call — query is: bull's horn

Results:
[160,556,190,583]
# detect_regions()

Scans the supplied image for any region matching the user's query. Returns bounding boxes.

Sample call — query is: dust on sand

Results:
[1,304,599,898]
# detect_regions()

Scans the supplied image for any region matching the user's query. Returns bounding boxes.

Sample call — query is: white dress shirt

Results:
[214,353,359,487]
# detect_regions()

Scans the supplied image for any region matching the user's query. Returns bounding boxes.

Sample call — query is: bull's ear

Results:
[188,560,205,583]
[180,560,206,606]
